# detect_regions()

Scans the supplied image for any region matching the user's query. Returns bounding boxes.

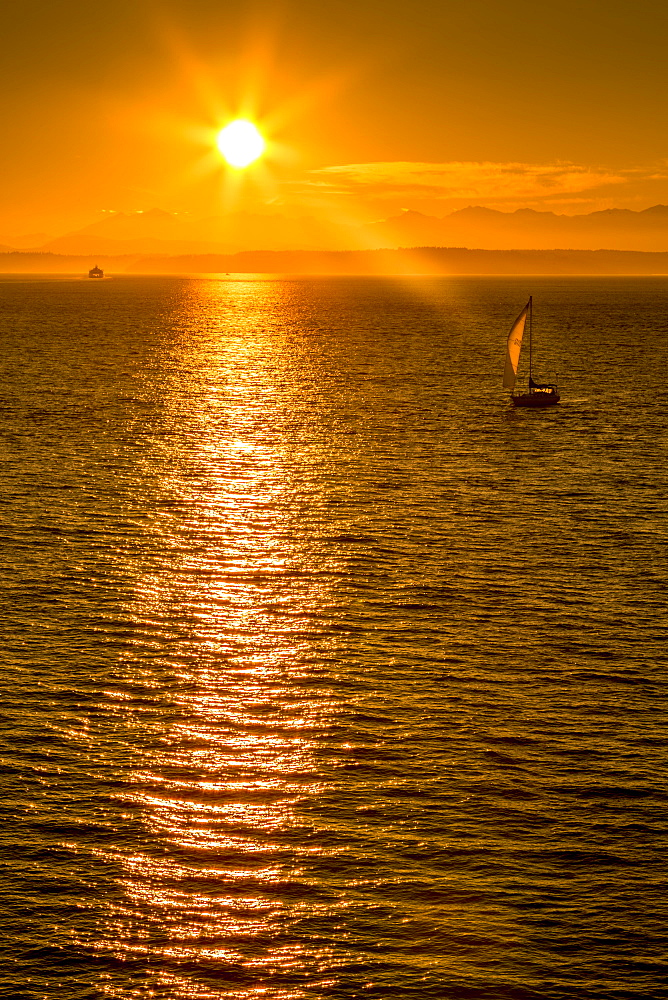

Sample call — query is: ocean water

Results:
[0,274,666,1000]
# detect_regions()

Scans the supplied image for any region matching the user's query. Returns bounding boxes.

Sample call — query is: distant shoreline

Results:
[3,247,668,275]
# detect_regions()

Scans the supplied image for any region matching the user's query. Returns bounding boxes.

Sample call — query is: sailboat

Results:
[503,296,560,407]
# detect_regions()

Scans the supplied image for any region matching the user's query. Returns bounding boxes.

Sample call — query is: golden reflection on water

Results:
[99,279,340,993]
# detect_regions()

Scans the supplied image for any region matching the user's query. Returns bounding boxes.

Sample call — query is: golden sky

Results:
[1,0,667,236]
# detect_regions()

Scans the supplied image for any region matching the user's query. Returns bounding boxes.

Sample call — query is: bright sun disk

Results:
[216,120,265,168]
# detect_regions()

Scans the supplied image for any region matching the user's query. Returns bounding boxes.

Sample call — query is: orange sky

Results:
[1,0,667,237]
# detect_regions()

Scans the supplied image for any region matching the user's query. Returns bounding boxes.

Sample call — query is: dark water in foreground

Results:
[0,275,667,999]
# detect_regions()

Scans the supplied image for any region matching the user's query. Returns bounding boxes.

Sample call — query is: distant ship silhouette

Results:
[88,265,104,278]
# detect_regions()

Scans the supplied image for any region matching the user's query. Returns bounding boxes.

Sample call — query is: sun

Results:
[216,120,265,168]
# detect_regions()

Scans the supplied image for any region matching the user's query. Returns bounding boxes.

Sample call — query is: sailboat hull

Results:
[511,390,560,407]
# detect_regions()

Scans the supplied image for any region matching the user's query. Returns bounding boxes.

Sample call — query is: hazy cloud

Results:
[307,160,628,206]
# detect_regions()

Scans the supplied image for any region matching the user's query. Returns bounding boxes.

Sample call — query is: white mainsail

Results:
[503,300,529,389]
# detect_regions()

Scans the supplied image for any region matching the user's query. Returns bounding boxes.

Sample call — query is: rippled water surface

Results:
[1,275,667,999]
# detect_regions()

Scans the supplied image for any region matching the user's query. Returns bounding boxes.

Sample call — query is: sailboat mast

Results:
[528,295,533,383]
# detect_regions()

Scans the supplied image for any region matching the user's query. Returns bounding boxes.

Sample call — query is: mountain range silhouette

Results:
[3,204,668,256]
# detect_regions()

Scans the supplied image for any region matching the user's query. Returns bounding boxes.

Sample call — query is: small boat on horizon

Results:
[503,296,560,407]
[88,265,104,279]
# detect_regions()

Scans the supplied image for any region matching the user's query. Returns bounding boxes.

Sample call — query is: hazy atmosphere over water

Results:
[2,0,668,247]
[1,274,667,998]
